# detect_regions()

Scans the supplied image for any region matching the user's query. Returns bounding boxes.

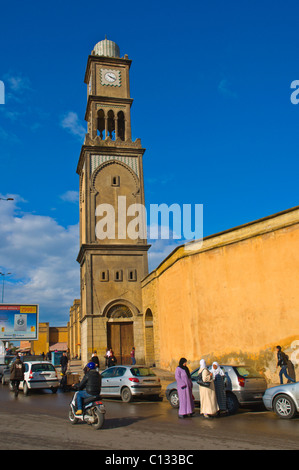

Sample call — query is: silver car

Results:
[263,382,299,419]
[166,365,267,414]
[100,365,162,402]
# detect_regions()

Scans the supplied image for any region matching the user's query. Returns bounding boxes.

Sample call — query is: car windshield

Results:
[235,366,262,378]
[130,367,156,377]
[31,363,55,373]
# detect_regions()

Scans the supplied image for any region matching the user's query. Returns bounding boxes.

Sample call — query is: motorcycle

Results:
[69,391,106,429]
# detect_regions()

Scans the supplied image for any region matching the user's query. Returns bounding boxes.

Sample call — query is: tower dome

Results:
[93,38,120,58]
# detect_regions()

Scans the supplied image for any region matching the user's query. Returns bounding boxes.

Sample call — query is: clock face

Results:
[105,72,116,83]
[100,69,121,87]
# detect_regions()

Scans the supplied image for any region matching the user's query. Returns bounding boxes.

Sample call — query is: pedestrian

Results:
[10,354,25,397]
[276,346,296,384]
[174,357,194,419]
[197,359,219,418]
[91,351,100,370]
[107,350,117,368]
[210,362,227,415]
[104,348,110,368]
[130,347,136,365]
[60,352,69,375]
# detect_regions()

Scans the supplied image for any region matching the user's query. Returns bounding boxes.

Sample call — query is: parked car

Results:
[263,382,299,419]
[100,365,162,402]
[3,361,59,395]
[1,355,44,385]
[0,355,15,378]
[166,365,267,414]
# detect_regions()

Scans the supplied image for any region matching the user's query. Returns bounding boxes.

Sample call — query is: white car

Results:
[12,361,59,395]
[100,366,162,402]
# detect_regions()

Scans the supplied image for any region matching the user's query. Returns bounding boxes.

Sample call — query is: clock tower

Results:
[77,39,150,365]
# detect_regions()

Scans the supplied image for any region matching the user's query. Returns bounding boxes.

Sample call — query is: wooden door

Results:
[107,322,134,365]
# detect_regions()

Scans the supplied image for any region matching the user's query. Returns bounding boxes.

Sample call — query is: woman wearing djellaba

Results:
[175,357,195,419]
[198,359,219,418]
[210,361,228,414]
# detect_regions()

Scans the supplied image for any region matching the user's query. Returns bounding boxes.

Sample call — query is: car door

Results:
[100,367,116,395]
[107,367,126,396]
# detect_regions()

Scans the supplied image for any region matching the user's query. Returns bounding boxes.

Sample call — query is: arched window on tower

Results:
[117,111,125,141]
[107,110,115,140]
[97,109,105,139]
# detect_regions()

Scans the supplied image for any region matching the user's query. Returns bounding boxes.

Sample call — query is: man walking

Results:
[60,352,69,375]
[10,354,25,397]
[276,345,296,384]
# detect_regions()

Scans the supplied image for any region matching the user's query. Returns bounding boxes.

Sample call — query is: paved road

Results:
[0,384,298,451]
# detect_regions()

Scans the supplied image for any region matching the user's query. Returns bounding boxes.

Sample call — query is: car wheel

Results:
[121,386,133,403]
[23,381,30,396]
[51,387,58,394]
[169,390,179,408]
[273,394,296,419]
[226,392,239,415]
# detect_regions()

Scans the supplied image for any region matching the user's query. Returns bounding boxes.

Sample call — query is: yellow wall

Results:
[30,322,49,355]
[22,323,68,355]
[142,207,299,382]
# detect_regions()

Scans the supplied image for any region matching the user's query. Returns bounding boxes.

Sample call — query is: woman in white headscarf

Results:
[211,362,227,414]
[198,359,219,418]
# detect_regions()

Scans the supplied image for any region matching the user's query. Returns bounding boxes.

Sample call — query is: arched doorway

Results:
[106,304,134,365]
[145,308,155,366]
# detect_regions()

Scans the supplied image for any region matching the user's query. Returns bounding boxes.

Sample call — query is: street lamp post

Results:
[0,272,11,303]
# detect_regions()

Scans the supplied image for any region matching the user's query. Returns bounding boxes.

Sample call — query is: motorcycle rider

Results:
[72,361,101,415]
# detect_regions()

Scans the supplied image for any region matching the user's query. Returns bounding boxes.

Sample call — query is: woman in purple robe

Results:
[175,357,195,419]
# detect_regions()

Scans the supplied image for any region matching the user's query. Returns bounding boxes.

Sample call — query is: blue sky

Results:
[0,0,299,325]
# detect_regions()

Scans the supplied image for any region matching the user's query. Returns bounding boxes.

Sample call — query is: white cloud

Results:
[0,195,80,325]
[147,238,181,272]
[147,224,182,272]
[61,111,86,139]
[5,75,32,93]
[218,78,237,99]
[60,190,79,203]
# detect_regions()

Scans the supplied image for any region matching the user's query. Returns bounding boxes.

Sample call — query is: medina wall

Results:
[141,207,299,383]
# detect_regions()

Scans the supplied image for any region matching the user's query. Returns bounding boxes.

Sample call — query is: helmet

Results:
[87,362,96,370]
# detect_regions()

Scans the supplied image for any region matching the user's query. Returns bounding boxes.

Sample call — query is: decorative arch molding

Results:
[145,308,153,319]
[144,307,155,366]
[91,159,140,196]
[103,298,140,319]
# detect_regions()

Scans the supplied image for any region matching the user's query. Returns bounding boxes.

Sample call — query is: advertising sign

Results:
[0,304,38,340]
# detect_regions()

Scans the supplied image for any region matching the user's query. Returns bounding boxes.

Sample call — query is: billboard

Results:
[0,304,39,340]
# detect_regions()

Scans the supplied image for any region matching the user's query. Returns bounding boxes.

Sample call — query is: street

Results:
[0,384,298,451]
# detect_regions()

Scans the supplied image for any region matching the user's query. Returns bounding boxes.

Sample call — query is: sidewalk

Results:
[67,360,175,394]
